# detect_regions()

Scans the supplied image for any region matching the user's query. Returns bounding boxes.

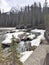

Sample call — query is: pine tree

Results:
[9,35,23,65]
[0,44,5,65]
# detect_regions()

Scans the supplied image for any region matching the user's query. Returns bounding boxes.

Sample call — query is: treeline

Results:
[0,2,49,29]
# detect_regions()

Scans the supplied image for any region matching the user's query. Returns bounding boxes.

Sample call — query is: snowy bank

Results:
[31,37,41,46]
[20,51,33,63]
[31,29,46,46]
[31,29,45,34]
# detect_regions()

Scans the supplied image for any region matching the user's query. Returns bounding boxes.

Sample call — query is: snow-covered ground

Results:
[31,37,41,46]
[30,29,46,46]
[20,51,33,63]
[31,29,45,34]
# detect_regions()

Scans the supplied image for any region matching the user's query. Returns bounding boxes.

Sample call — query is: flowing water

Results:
[0,30,7,43]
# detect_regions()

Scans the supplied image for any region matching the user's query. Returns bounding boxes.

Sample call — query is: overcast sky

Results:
[0,0,49,12]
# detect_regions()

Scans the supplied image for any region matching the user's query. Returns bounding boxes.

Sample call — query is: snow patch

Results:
[20,51,33,63]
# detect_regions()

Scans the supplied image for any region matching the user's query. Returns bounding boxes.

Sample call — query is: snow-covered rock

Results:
[28,34,35,39]
[2,32,25,44]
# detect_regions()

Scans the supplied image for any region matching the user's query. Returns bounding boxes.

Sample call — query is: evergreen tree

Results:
[9,35,22,65]
[0,44,5,65]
